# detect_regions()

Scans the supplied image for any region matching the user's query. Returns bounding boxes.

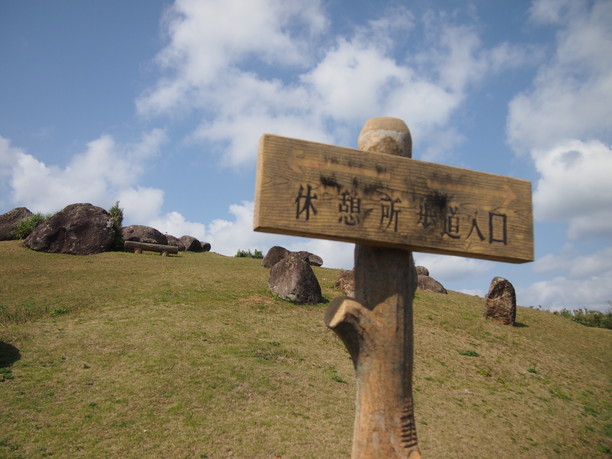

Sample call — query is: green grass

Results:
[0,240,610,457]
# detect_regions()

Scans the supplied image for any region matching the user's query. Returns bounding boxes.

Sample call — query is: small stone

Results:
[417,274,447,294]
[483,277,516,325]
[334,270,355,297]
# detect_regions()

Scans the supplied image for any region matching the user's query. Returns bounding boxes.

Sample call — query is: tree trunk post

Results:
[325,117,421,458]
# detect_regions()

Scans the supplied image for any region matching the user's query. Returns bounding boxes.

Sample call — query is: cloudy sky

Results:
[1,0,610,311]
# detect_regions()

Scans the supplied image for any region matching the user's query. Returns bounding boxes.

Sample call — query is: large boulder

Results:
[24,203,114,255]
[121,225,168,245]
[268,253,323,304]
[0,207,33,240]
[417,275,447,294]
[484,277,516,325]
[334,269,355,297]
[179,235,202,252]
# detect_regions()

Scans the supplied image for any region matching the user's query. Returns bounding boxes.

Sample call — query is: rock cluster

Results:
[122,228,210,253]
[1,203,211,255]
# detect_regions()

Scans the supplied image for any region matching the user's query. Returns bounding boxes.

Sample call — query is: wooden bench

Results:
[124,240,178,256]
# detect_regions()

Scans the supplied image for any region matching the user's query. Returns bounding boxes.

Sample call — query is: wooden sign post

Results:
[254,117,533,458]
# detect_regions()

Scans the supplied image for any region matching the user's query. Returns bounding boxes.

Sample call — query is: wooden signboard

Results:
[254,134,533,263]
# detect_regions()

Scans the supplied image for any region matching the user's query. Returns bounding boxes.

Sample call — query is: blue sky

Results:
[1,0,611,311]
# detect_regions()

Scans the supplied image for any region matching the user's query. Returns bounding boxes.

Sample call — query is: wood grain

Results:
[254,134,533,263]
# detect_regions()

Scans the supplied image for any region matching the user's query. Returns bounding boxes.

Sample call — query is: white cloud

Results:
[149,211,206,240]
[0,137,20,177]
[508,0,612,152]
[138,0,327,115]
[529,0,585,25]
[533,252,568,273]
[303,39,409,122]
[569,246,612,279]
[140,2,534,167]
[533,140,612,239]
[521,273,612,311]
[413,253,493,282]
[1,130,166,214]
[118,187,165,225]
[287,239,354,270]
[522,244,612,311]
[206,200,281,256]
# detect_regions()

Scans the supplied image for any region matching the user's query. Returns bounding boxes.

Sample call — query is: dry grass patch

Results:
[0,240,610,457]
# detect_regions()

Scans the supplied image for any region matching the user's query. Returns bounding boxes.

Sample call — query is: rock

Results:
[416,265,429,277]
[334,270,355,297]
[417,274,447,294]
[0,207,33,240]
[262,246,323,268]
[201,241,211,252]
[262,246,290,268]
[165,234,185,251]
[24,203,114,255]
[484,277,516,325]
[294,251,324,267]
[122,225,168,245]
[268,253,323,304]
[179,235,202,252]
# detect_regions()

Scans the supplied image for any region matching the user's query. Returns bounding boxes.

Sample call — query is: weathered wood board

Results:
[254,134,533,263]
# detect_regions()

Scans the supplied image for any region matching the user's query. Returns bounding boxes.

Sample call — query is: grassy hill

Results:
[0,240,610,458]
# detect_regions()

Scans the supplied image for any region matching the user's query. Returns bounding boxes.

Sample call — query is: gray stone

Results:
[417,275,447,294]
[295,251,324,267]
[24,203,114,255]
[165,234,185,251]
[416,265,429,277]
[268,253,323,304]
[262,246,323,268]
[122,225,168,245]
[484,277,516,325]
[179,235,202,252]
[0,207,33,240]
[262,246,290,268]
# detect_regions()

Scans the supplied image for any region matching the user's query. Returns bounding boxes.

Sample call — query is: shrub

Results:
[10,213,50,239]
[553,308,612,330]
[108,201,124,251]
[108,201,123,230]
[235,249,263,259]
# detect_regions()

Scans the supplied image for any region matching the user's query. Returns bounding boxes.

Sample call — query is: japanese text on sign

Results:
[295,184,508,245]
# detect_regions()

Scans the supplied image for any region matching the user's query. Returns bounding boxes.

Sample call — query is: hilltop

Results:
[0,240,610,457]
